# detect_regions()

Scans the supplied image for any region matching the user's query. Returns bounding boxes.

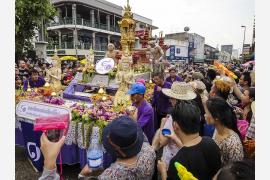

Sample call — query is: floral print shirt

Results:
[98,142,156,180]
[213,130,244,165]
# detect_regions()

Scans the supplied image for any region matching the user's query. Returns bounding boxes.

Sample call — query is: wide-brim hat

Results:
[162,82,197,100]
[102,116,144,158]
[189,80,206,91]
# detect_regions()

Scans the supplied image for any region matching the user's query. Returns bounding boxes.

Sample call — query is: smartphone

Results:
[162,129,171,136]
[46,129,63,142]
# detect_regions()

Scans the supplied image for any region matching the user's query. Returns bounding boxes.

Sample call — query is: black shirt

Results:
[167,137,221,180]
[19,68,29,80]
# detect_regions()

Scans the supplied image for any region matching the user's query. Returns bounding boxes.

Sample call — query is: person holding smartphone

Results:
[38,133,66,180]
[152,82,197,169]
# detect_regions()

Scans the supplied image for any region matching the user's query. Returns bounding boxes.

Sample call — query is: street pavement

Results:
[15,146,81,180]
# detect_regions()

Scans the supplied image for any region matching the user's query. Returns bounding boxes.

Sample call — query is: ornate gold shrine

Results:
[118,0,135,57]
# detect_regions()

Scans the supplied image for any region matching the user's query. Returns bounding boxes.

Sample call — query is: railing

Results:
[47,41,107,51]
[66,42,74,49]
[49,17,120,33]
[84,43,91,50]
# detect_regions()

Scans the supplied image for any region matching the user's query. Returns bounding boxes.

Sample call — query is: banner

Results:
[20,121,44,171]
[16,100,71,120]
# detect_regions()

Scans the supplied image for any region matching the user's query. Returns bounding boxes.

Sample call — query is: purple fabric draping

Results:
[15,128,24,146]
[63,80,92,102]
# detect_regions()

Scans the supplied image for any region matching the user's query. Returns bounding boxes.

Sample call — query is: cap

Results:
[127,83,146,95]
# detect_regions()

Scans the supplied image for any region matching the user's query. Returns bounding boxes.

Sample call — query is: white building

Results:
[165,32,205,63]
[42,0,157,59]
[231,49,239,59]
[164,39,189,61]
[218,51,231,62]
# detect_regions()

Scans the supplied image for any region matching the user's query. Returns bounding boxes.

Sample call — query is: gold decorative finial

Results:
[118,0,135,57]
[98,86,105,94]
[52,46,60,61]
[54,46,57,55]
[27,81,31,92]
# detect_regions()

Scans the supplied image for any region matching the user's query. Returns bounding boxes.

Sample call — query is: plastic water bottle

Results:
[162,115,173,136]
[87,126,103,170]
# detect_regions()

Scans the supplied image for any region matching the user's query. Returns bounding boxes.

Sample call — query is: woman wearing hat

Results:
[152,82,197,169]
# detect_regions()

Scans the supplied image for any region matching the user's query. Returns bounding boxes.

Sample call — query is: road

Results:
[15,146,81,180]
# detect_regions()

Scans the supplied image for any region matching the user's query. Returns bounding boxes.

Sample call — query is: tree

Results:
[15,0,57,60]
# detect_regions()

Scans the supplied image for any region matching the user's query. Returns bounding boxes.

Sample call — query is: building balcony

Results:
[47,42,107,51]
[48,17,120,35]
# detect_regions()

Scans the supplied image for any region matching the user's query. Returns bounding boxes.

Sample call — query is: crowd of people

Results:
[15,58,78,90]
[16,58,255,180]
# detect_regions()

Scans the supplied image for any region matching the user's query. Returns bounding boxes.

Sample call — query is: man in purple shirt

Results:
[165,67,183,84]
[23,69,46,91]
[152,72,172,130]
[127,83,155,144]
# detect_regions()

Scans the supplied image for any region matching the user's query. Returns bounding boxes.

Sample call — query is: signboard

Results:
[243,44,251,55]
[95,58,115,74]
[166,45,188,61]
[16,100,71,120]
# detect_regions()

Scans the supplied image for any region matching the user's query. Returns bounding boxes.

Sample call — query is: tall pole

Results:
[241,25,246,61]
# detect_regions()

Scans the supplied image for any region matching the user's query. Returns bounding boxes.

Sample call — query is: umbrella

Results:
[60,56,77,61]
[80,59,88,65]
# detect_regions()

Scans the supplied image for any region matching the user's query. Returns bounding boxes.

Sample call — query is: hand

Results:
[234,106,243,115]
[79,164,92,177]
[160,117,167,126]
[40,133,65,170]
[157,159,168,179]
[157,159,167,173]
[157,86,162,92]
[164,129,177,141]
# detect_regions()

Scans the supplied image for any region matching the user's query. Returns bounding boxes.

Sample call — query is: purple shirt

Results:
[23,77,46,91]
[152,81,172,115]
[165,75,183,84]
[135,100,155,144]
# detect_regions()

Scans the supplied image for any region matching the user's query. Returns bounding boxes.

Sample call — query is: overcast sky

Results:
[108,0,254,52]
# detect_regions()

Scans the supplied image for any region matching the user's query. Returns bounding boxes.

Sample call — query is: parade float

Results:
[15,0,156,172]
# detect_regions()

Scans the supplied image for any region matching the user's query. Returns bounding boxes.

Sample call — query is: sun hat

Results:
[189,80,206,91]
[127,83,146,95]
[102,116,144,158]
[162,82,197,100]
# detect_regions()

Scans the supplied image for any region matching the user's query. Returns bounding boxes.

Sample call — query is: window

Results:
[176,48,181,54]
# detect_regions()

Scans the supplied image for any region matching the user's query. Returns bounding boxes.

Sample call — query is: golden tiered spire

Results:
[118,0,135,57]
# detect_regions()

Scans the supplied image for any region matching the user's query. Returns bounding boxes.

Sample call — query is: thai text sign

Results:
[16,100,71,120]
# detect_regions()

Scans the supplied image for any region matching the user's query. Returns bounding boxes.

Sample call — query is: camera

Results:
[34,114,70,142]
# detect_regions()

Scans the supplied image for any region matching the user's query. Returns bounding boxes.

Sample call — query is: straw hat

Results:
[162,82,197,100]
[189,80,206,91]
